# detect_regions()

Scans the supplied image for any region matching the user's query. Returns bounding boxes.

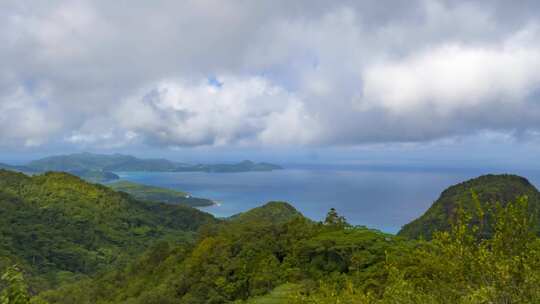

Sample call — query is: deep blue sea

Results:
[115,164,540,234]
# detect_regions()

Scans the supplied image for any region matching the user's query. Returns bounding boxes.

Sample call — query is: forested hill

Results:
[398,174,540,239]
[0,169,216,290]
[37,178,540,303]
[25,152,282,173]
[38,202,401,303]
[4,172,540,303]
[227,201,303,223]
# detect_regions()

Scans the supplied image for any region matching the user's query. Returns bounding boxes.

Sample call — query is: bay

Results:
[115,164,540,234]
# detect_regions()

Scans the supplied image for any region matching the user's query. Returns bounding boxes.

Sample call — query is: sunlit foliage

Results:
[2,171,539,304]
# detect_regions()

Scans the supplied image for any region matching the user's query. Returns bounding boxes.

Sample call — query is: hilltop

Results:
[398,174,540,239]
[228,201,303,223]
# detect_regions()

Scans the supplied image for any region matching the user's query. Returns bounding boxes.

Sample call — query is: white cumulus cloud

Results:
[107,76,319,146]
[362,30,540,114]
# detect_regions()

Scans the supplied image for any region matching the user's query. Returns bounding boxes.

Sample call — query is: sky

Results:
[2,0,540,167]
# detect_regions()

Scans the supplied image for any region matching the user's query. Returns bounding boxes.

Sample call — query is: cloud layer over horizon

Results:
[3,0,540,150]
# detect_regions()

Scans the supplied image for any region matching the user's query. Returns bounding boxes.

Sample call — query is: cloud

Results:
[0,84,61,147]
[2,0,540,149]
[109,76,318,147]
[362,32,540,114]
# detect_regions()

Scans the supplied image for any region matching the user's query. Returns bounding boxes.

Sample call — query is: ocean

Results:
[115,164,540,234]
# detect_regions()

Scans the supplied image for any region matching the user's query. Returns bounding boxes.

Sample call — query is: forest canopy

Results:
[1,172,539,303]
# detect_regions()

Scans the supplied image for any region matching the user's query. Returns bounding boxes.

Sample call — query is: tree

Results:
[0,265,29,304]
[324,208,348,229]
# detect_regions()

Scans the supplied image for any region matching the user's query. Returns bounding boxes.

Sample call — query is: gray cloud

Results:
[2,0,540,149]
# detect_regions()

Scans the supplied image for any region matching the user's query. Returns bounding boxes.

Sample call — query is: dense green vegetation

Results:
[2,173,540,303]
[227,201,303,223]
[398,174,540,239]
[24,153,282,173]
[108,181,214,207]
[35,193,540,304]
[36,202,402,303]
[289,196,540,303]
[0,169,216,291]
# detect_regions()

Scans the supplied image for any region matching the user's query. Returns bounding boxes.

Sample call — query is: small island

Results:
[108,180,215,207]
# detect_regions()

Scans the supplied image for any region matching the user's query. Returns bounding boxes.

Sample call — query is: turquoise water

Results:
[115,165,540,233]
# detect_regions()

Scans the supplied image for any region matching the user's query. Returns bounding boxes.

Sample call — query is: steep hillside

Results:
[0,169,216,290]
[398,174,540,239]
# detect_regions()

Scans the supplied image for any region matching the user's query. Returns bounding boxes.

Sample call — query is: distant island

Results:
[108,180,214,207]
[0,153,280,205]
[0,153,282,184]
[23,152,283,173]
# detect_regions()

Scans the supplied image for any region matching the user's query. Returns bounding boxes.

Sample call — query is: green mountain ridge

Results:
[25,152,282,173]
